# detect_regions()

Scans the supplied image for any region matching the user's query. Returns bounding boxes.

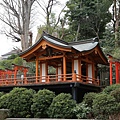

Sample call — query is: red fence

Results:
[0,73,99,86]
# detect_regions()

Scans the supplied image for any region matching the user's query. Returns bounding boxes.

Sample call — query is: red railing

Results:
[0,73,100,86]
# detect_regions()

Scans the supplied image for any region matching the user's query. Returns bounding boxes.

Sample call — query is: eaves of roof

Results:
[19,32,100,56]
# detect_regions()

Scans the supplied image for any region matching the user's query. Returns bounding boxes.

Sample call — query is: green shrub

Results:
[0,93,10,109]
[92,93,118,120]
[103,84,120,94]
[83,92,97,107]
[74,102,91,119]
[0,92,4,98]
[111,88,120,103]
[47,93,76,118]
[7,87,35,118]
[31,89,55,118]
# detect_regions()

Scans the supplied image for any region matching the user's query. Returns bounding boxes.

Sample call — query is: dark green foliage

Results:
[7,87,35,118]
[0,59,13,70]
[31,89,55,118]
[0,56,24,70]
[0,55,35,74]
[92,93,118,120]
[12,57,24,66]
[111,88,120,103]
[26,62,36,74]
[7,54,18,60]
[65,0,112,40]
[73,102,91,119]
[0,92,4,98]
[47,93,76,118]
[101,26,115,55]
[0,93,10,109]
[103,84,120,94]
[83,92,96,107]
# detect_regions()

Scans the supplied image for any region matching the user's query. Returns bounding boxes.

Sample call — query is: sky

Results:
[0,0,68,57]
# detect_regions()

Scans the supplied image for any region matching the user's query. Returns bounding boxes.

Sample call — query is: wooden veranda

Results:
[0,73,99,86]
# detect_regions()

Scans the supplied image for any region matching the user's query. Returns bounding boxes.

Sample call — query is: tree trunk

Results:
[114,0,120,48]
[75,22,80,41]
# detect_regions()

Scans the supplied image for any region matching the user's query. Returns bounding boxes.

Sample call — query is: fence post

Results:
[72,72,76,81]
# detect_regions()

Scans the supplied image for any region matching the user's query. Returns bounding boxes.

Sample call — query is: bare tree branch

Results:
[0,0,36,51]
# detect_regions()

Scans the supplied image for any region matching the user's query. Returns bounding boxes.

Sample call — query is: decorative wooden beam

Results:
[38,55,64,61]
[20,40,71,58]
[95,47,108,64]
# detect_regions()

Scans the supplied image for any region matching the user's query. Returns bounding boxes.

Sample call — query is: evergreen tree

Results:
[65,0,112,41]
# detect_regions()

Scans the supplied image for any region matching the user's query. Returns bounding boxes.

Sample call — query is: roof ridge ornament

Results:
[93,37,99,42]
[42,44,47,49]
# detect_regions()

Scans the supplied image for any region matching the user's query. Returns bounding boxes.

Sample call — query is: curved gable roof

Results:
[20,32,99,56]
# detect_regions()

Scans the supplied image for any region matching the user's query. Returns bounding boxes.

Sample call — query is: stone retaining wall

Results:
[5,118,94,120]
[0,109,9,120]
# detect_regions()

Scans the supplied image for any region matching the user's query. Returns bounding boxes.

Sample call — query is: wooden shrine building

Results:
[0,32,109,102]
[19,31,108,102]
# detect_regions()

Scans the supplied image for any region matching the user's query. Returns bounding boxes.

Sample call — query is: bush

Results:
[110,88,120,103]
[0,92,4,98]
[31,89,55,118]
[7,87,35,118]
[47,93,76,118]
[92,93,118,120]
[74,102,91,119]
[0,93,10,109]
[103,84,120,94]
[83,92,96,107]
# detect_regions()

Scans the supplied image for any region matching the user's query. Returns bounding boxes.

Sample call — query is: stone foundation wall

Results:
[0,109,9,120]
[5,118,94,120]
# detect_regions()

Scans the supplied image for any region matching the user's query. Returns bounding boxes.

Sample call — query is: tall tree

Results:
[0,0,35,51]
[113,0,120,47]
[101,0,120,58]
[65,0,112,41]
[36,0,68,40]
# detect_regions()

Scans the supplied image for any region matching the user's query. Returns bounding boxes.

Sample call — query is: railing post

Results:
[36,76,38,84]
[72,73,76,81]
[47,76,50,83]
[14,79,16,85]
[24,77,27,84]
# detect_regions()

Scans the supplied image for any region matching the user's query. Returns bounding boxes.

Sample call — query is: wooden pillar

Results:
[24,68,28,84]
[63,55,66,81]
[14,67,17,85]
[86,63,88,82]
[110,61,112,85]
[36,57,39,83]
[40,63,42,82]
[46,62,48,75]
[92,63,95,78]
[92,63,95,84]
[119,63,120,83]
[56,67,58,81]
[23,68,28,77]
[72,59,74,73]
[72,86,78,102]
[115,62,119,84]
[78,57,81,79]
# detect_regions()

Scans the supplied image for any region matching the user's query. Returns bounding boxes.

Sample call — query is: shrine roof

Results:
[43,32,99,52]
[19,31,99,56]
